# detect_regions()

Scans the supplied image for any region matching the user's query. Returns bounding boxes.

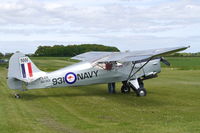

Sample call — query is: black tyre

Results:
[136,88,147,97]
[121,85,130,93]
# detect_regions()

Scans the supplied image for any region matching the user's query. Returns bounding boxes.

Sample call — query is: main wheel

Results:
[136,88,147,97]
[121,85,130,93]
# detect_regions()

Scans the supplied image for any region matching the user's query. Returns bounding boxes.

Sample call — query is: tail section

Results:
[7,52,46,89]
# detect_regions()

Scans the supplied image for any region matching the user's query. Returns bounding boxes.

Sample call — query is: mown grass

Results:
[164,57,200,70]
[0,57,199,133]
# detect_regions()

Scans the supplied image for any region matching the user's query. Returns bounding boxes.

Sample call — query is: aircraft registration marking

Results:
[40,76,51,83]
[52,77,65,85]
[77,70,98,80]
[51,70,99,85]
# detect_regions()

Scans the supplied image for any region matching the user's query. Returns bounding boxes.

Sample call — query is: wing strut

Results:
[127,57,154,82]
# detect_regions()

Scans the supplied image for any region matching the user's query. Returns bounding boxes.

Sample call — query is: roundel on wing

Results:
[65,72,77,84]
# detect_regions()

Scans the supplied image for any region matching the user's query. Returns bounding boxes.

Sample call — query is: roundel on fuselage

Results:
[65,72,77,84]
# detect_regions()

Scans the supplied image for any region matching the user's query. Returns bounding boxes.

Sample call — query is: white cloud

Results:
[0,0,199,53]
[1,0,199,27]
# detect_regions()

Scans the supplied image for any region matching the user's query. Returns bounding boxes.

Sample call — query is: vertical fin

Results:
[7,52,46,89]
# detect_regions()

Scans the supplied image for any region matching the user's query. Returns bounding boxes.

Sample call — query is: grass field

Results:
[0,57,200,133]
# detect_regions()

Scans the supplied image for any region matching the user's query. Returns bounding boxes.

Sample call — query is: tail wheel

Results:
[14,94,21,99]
[121,85,130,93]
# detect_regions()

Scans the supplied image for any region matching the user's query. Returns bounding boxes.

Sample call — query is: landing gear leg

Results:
[129,78,147,97]
[108,82,116,94]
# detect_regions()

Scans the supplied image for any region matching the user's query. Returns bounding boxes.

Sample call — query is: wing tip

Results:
[181,45,190,50]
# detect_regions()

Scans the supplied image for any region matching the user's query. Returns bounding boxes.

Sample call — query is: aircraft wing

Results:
[72,46,189,63]
[71,51,118,62]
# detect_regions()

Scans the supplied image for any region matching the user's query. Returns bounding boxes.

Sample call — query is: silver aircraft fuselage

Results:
[27,59,161,89]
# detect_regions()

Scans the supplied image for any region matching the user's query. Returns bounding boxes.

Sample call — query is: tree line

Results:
[167,52,200,57]
[0,44,119,58]
[34,44,120,57]
[0,53,13,58]
[1,44,200,58]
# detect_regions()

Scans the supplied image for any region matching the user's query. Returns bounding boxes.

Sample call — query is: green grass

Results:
[164,57,200,70]
[0,57,200,133]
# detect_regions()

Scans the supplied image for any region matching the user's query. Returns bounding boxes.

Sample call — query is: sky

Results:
[0,0,199,54]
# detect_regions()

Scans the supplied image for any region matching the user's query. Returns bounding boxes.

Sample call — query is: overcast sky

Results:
[0,0,199,54]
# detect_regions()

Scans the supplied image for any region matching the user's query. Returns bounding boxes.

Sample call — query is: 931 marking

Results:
[52,77,65,85]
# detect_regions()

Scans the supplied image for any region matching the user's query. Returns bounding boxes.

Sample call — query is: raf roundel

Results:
[65,72,77,84]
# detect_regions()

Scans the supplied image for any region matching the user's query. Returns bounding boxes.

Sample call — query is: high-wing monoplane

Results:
[7,46,189,98]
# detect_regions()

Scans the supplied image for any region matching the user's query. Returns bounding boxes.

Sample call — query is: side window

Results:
[94,62,123,70]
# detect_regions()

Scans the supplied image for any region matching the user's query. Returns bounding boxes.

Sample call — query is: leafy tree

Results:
[4,53,13,58]
[0,52,4,58]
[35,44,120,57]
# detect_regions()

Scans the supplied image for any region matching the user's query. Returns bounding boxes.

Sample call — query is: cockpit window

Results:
[94,62,123,70]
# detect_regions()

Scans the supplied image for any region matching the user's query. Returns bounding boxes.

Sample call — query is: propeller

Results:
[160,57,170,66]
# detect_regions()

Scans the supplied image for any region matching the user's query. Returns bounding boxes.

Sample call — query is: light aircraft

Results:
[7,46,189,98]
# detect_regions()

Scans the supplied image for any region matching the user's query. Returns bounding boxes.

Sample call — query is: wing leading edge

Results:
[71,51,118,62]
[72,46,190,63]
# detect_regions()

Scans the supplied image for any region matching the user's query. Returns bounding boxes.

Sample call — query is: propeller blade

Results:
[160,57,171,66]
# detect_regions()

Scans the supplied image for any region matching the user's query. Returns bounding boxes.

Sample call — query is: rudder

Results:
[7,52,45,89]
